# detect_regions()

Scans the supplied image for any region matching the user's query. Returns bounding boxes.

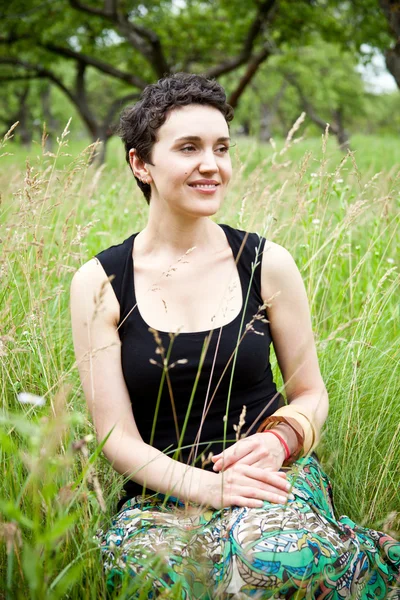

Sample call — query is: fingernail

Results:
[288,493,295,500]
[279,496,287,504]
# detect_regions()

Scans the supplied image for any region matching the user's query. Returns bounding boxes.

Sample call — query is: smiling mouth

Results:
[189,184,219,189]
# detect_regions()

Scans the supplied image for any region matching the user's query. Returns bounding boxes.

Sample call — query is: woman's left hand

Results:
[212,432,286,473]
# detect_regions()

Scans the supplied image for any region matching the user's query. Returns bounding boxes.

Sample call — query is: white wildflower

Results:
[312,218,320,225]
[17,392,46,407]
[386,258,395,264]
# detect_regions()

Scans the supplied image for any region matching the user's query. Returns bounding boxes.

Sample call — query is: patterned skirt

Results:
[96,456,400,599]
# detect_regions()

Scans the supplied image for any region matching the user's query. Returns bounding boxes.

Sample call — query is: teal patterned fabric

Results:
[96,456,400,598]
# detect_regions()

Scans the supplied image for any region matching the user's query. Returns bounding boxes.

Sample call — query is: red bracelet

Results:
[263,430,290,461]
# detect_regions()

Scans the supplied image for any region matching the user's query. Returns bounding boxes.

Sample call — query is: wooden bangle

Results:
[273,406,318,454]
[259,408,315,455]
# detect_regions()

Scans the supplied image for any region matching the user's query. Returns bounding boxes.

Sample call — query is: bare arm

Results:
[262,242,328,429]
[70,258,208,502]
[70,258,292,507]
[212,241,328,472]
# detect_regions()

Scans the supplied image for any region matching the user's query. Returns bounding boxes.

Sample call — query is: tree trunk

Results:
[276,107,290,136]
[332,107,351,152]
[41,84,58,151]
[386,43,400,89]
[258,81,288,141]
[285,74,351,152]
[93,132,109,165]
[380,0,400,89]
[259,103,274,141]
[18,86,32,148]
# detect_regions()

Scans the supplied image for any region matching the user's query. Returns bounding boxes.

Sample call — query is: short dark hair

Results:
[118,72,234,204]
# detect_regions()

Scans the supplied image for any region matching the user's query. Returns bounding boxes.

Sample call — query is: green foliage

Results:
[231,35,400,140]
[1,0,397,148]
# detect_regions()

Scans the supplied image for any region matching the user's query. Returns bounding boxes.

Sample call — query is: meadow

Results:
[0,121,399,598]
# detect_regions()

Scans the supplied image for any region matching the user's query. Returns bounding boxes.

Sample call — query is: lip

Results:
[188,179,220,186]
[188,180,221,195]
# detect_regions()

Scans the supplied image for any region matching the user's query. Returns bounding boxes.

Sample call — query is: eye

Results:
[181,145,196,153]
[216,146,230,154]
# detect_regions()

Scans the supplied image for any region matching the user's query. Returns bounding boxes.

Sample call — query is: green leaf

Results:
[36,513,78,545]
[48,562,83,599]
[0,501,34,529]
[22,543,41,592]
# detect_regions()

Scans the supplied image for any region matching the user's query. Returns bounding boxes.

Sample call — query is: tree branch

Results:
[0,57,76,104]
[228,45,271,108]
[284,73,351,151]
[68,0,169,77]
[74,62,98,137]
[116,14,170,77]
[41,42,147,88]
[0,75,45,82]
[0,32,31,44]
[205,0,277,78]
[0,57,98,138]
[103,92,141,132]
[68,0,113,19]
[284,73,338,132]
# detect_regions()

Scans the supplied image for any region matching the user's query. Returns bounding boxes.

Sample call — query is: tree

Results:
[0,0,362,159]
[281,39,368,150]
[0,0,282,159]
[379,0,400,89]
[230,36,367,149]
[322,1,398,91]
[1,0,397,158]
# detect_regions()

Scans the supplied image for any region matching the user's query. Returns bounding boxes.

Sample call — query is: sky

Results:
[357,47,397,94]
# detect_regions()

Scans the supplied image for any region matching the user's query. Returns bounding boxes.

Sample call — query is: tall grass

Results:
[0,122,399,598]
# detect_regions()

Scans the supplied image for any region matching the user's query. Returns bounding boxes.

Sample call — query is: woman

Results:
[70,73,399,598]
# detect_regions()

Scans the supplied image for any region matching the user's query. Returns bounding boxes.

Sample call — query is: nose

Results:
[198,149,218,173]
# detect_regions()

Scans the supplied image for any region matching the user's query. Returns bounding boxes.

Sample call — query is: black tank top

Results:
[95,223,283,502]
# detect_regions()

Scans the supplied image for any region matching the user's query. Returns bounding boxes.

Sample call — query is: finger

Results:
[250,460,288,475]
[241,486,290,505]
[229,497,264,509]
[242,466,292,492]
[212,442,254,471]
[213,450,251,471]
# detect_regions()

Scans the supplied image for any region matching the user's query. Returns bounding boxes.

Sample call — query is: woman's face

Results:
[132,104,232,217]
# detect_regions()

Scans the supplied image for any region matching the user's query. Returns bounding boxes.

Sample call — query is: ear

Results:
[129,149,152,184]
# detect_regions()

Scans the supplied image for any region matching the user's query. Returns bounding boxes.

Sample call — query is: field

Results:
[0,122,399,598]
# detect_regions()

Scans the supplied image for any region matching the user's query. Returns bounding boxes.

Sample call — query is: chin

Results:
[189,202,220,217]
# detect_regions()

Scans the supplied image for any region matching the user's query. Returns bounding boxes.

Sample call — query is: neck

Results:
[136,202,224,257]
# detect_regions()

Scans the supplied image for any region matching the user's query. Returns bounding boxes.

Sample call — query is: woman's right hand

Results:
[203,464,293,509]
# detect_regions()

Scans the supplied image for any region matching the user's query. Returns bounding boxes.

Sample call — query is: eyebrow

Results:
[173,135,231,143]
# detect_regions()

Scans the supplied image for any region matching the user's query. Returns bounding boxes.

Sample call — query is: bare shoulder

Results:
[260,240,305,301]
[261,240,299,278]
[70,257,120,326]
